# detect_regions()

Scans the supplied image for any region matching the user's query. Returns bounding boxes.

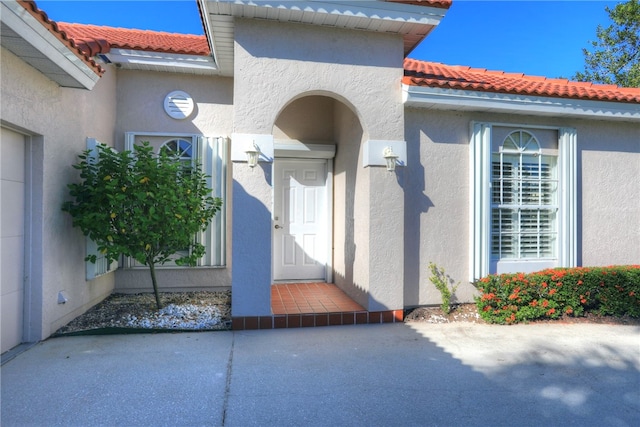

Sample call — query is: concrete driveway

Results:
[2,322,639,426]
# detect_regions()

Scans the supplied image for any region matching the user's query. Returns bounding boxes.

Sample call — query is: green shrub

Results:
[474,266,640,324]
[429,262,459,315]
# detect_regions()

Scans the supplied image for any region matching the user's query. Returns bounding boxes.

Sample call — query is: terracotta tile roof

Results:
[386,0,452,9]
[56,23,210,57]
[55,2,445,58]
[17,1,104,76]
[404,59,640,104]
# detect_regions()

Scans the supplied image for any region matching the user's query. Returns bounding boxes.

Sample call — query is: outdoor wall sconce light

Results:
[383,146,399,172]
[245,141,260,168]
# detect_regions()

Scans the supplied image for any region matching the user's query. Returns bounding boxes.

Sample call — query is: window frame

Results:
[470,123,576,280]
[490,130,559,265]
[123,132,227,268]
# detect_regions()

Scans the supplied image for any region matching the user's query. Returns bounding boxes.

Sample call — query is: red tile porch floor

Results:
[232,283,405,330]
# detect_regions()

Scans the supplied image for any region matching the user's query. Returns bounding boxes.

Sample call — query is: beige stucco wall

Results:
[233,19,405,139]
[273,96,335,141]
[403,109,471,306]
[332,101,370,307]
[1,47,117,340]
[113,69,234,292]
[576,120,640,266]
[404,107,640,306]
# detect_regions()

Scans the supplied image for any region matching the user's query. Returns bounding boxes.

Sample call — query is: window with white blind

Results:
[490,130,558,261]
[124,133,227,267]
[470,124,576,279]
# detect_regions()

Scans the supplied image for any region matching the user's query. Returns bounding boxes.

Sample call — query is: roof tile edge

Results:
[403,58,640,104]
[18,0,105,76]
[386,0,452,9]
[56,23,210,56]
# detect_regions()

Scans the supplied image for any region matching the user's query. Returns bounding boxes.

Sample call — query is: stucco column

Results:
[230,163,273,316]
[366,165,405,311]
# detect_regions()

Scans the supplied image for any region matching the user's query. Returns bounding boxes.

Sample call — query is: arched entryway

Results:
[231,93,406,325]
[271,94,366,302]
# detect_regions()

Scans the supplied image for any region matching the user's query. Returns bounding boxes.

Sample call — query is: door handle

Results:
[274,224,282,229]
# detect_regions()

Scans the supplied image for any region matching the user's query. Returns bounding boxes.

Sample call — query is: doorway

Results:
[272,159,331,282]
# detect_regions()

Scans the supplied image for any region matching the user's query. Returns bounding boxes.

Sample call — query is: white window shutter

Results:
[86,237,118,281]
[558,128,577,268]
[469,122,492,281]
[85,137,118,281]
[124,132,134,152]
[198,136,227,266]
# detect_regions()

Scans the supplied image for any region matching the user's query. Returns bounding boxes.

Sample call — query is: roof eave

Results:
[1,1,101,89]
[403,84,640,122]
[200,0,448,77]
[101,48,219,75]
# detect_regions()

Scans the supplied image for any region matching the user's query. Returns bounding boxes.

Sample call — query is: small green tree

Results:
[573,0,640,87]
[62,142,222,309]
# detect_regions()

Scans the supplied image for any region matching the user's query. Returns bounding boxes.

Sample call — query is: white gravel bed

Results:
[124,303,223,329]
[54,291,231,334]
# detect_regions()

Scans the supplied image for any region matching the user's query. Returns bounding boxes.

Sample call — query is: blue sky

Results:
[41,0,617,79]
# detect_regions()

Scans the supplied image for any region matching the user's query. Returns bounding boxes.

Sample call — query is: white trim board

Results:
[274,140,336,159]
[231,133,274,163]
[363,140,407,168]
[101,49,218,75]
[404,85,640,122]
[204,1,446,26]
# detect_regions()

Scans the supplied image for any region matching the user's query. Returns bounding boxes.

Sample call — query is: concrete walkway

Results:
[2,322,639,426]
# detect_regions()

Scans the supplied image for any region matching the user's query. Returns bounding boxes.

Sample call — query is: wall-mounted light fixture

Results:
[383,146,399,172]
[245,141,260,168]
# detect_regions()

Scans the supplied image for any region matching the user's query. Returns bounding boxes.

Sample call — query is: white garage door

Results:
[1,127,25,354]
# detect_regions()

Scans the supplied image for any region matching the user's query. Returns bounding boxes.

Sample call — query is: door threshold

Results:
[272,280,327,284]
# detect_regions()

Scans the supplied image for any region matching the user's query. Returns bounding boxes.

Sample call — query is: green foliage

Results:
[474,266,640,324]
[573,0,640,87]
[429,262,459,315]
[62,142,222,308]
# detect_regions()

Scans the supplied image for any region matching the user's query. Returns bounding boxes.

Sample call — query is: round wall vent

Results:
[164,90,194,120]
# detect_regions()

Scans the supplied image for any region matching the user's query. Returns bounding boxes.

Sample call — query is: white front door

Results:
[273,159,328,281]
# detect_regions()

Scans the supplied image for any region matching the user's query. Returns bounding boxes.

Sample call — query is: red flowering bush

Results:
[474,265,640,324]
